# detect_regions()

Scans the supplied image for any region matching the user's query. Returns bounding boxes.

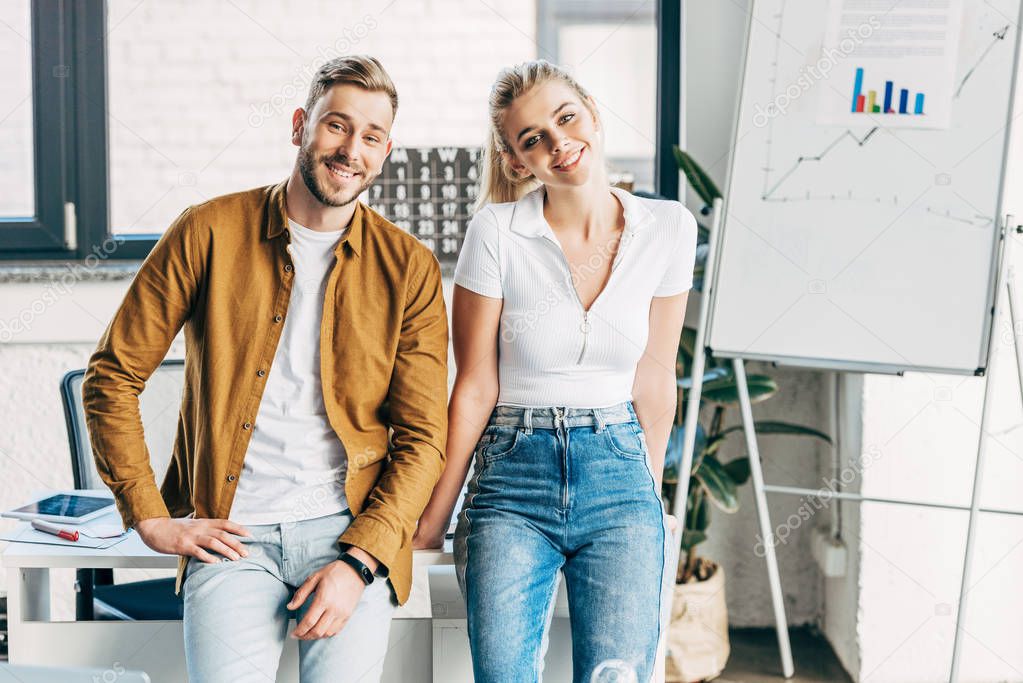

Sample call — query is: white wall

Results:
[853,51,1023,683]
[825,372,864,680]
[102,0,538,233]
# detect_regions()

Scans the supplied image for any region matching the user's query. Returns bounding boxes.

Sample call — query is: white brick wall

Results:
[104,0,538,232]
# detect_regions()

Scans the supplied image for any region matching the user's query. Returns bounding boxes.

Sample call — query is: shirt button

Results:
[273,314,283,323]
[227,474,237,482]
[257,369,266,377]
[284,264,293,272]
[243,422,252,430]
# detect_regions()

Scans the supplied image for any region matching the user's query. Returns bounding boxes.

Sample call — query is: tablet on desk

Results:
[3,492,115,524]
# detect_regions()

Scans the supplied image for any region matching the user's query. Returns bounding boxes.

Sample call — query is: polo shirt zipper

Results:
[577,311,591,365]
[545,245,593,366]
[546,227,631,367]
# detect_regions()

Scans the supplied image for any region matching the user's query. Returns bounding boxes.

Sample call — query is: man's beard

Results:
[297,143,374,208]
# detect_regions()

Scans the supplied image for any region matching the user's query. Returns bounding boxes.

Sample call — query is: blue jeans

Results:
[454,402,675,683]
[182,511,396,683]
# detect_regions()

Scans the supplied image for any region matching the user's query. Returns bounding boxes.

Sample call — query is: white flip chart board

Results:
[706,0,1023,375]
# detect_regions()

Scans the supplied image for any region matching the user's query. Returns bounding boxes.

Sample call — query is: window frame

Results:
[0,0,70,254]
[656,0,682,200]
[0,0,159,261]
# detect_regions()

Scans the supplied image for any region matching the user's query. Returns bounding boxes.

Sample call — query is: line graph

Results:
[762,127,879,201]
[756,3,1012,218]
[924,206,993,228]
[760,0,788,199]
[955,24,1010,98]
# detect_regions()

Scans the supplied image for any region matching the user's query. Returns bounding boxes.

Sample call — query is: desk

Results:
[3,517,581,682]
[2,522,454,683]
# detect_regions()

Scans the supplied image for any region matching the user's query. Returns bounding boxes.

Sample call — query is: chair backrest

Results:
[0,664,151,682]
[61,359,186,490]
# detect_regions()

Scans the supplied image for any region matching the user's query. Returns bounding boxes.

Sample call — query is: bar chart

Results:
[850,67,926,115]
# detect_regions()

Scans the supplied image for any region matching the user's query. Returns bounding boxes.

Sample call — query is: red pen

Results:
[31,519,79,542]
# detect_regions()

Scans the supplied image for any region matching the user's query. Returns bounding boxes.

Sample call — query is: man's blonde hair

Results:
[304,55,398,118]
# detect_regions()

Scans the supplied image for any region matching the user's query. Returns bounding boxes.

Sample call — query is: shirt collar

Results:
[510,184,655,238]
[264,179,364,256]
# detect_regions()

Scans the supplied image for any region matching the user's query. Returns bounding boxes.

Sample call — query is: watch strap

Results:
[338,552,374,585]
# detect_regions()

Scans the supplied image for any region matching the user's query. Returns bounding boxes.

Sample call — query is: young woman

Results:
[413,60,697,682]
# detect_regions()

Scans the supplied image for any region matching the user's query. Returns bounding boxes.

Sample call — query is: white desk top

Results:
[2,505,454,570]
[2,531,453,570]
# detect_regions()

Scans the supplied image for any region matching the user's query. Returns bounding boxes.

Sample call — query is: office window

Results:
[0,0,75,255]
[0,0,675,259]
[0,1,34,219]
[538,0,658,192]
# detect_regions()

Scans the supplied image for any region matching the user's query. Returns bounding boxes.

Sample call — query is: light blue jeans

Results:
[182,510,396,683]
[454,402,675,683]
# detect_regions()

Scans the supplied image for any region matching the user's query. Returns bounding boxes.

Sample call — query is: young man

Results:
[82,56,448,682]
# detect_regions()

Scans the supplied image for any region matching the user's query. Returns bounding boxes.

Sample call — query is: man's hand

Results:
[134,517,252,563]
[287,560,368,640]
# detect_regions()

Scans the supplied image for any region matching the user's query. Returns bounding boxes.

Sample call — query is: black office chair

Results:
[60,359,186,621]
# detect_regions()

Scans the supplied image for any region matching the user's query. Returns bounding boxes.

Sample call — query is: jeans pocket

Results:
[480,425,522,463]
[603,422,648,460]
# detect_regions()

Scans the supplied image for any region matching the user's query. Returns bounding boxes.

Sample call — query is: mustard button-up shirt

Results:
[83,180,449,604]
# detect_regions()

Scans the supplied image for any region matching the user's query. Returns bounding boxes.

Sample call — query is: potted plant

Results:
[662,150,832,682]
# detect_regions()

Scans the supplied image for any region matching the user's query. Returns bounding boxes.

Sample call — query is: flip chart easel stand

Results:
[671,200,1023,681]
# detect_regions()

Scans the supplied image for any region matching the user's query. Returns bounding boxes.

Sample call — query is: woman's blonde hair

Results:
[475,60,598,212]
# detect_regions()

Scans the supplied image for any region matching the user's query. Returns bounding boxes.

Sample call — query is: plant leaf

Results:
[722,457,751,485]
[678,367,731,391]
[681,529,707,551]
[717,420,833,445]
[692,491,710,531]
[695,454,739,513]
[679,327,697,361]
[673,147,722,207]
[701,434,726,458]
[662,422,707,485]
[702,374,778,405]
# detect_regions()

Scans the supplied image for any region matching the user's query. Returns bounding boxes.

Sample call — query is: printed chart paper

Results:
[817,0,964,129]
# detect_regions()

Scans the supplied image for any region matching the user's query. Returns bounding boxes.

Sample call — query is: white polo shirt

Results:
[454,185,698,409]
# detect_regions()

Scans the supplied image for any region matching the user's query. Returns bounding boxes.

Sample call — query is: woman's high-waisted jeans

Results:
[453,402,676,683]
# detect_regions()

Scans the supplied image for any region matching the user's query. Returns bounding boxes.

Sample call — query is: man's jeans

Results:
[454,402,676,683]
[182,510,396,682]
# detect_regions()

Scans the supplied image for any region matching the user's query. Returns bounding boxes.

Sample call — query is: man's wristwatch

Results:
[337,552,375,585]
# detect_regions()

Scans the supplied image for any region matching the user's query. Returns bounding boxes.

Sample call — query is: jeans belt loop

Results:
[523,407,534,435]
[594,407,606,433]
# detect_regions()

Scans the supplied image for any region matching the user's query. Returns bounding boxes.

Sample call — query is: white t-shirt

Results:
[453,185,698,409]
[230,219,350,525]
